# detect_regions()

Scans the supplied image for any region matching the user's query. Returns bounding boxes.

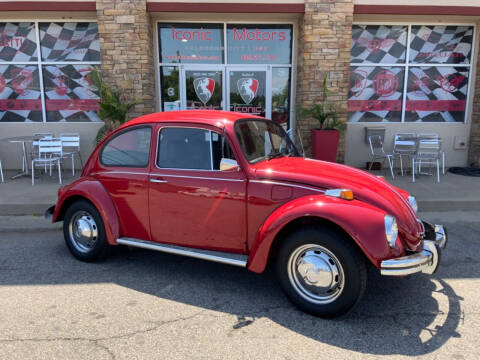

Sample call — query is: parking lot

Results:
[0,211,479,359]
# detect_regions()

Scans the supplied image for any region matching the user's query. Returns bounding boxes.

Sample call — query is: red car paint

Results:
[52,110,422,273]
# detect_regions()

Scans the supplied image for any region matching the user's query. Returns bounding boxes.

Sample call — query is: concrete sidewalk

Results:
[0,166,478,218]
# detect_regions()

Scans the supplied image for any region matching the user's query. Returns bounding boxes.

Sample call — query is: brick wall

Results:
[469,40,480,167]
[295,0,354,161]
[96,0,155,119]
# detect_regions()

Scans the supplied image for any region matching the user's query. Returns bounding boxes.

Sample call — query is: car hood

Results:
[252,157,422,250]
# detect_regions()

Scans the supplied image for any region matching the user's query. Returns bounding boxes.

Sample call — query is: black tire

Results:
[276,226,367,318]
[63,200,110,262]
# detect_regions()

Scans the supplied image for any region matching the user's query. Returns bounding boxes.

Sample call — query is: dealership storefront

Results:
[0,0,479,170]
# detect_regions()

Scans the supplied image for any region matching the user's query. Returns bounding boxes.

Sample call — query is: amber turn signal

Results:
[325,189,354,201]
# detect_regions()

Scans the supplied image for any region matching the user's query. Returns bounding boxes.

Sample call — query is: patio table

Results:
[1,136,37,179]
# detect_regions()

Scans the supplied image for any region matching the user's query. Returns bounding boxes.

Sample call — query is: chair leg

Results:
[0,161,3,183]
[58,160,62,185]
[72,156,75,176]
[399,155,404,176]
[368,156,375,171]
[442,152,445,174]
[32,161,35,186]
[412,158,415,183]
[437,159,440,183]
[387,156,395,179]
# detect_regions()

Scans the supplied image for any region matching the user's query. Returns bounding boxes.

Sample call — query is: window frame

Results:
[349,22,476,124]
[155,125,236,171]
[0,19,101,123]
[99,125,153,168]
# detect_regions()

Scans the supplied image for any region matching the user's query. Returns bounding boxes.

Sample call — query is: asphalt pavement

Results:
[0,211,479,359]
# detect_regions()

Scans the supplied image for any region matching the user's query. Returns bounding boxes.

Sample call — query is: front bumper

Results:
[44,205,55,221]
[381,223,447,276]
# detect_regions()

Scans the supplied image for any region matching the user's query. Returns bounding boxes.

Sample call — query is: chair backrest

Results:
[60,133,80,150]
[32,133,54,148]
[369,135,385,156]
[417,139,441,159]
[417,133,439,140]
[38,138,62,157]
[394,133,416,153]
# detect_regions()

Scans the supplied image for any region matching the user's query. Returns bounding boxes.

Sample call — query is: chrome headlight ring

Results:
[384,215,398,248]
[408,195,418,213]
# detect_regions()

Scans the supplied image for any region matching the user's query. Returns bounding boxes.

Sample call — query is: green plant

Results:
[89,69,138,144]
[297,73,344,132]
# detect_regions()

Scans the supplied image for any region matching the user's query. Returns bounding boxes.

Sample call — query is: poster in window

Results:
[229,71,266,117]
[348,66,404,122]
[0,22,38,62]
[42,64,100,122]
[351,25,407,64]
[0,64,42,122]
[405,66,468,122]
[186,70,223,110]
[409,26,473,64]
[40,22,100,62]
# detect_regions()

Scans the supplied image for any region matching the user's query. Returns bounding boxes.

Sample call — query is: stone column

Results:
[295,0,354,161]
[96,0,155,118]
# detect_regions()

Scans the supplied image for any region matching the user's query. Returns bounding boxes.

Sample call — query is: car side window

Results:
[157,127,235,170]
[100,126,152,167]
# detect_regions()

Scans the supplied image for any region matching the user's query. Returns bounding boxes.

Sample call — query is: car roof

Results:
[120,110,265,129]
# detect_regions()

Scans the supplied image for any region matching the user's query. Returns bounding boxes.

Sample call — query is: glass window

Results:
[160,66,180,112]
[227,25,292,64]
[348,24,473,123]
[158,127,212,170]
[271,67,291,127]
[39,22,100,62]
[101,127,152,167]
[211,132,235,170]
[229,70,266,117]
[158,23,224,64]
[0,22,38,62]
[186,70,222,110]
[0,64,42,122]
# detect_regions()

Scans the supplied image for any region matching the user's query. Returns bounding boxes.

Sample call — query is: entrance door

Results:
[227,67,271,118]
[181,66,225,110]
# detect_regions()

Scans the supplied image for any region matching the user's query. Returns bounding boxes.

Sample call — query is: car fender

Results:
[247,194,397,273]
[52,177,120,246]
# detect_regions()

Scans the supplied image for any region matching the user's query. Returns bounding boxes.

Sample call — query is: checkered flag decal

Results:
[40,22,100,62]
[43,64,100,122]
[409,26,473,64]
[0,64,42,122]
[0,22,38,62]
[405,66,468,122]
[351,25,407,64]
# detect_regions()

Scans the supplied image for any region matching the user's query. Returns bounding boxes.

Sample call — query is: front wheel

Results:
[63,200,110,262]
[276,226,367,318]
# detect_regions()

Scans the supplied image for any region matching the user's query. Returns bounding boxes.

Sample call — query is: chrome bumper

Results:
[381,224,447,276]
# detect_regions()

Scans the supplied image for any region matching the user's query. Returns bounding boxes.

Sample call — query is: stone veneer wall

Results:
[295,0,354,161]
[96,0,155,118]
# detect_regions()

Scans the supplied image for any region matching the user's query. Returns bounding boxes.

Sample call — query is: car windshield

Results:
[234,119,299,164]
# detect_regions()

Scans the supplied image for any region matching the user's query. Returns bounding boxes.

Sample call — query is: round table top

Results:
[1,135,38,142]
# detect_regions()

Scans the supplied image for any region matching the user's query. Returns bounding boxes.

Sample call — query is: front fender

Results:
[247,195,402,273]
[52,177,120,246]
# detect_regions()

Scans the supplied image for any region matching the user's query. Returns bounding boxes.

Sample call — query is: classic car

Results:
[45,110,447,318]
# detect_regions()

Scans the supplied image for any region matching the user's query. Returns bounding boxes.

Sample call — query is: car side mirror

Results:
[220,158,240,171]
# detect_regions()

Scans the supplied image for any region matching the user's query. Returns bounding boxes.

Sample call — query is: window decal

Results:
[0,22,38,62]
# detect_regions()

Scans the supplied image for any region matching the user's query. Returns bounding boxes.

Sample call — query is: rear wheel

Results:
[63,200,110,262]
[276,226,367,318]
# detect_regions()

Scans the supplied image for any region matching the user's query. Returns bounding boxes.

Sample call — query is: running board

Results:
[116,237,248,267]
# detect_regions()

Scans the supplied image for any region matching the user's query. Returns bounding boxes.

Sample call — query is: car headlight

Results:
[408,195,418,213]
[384,215,398,248]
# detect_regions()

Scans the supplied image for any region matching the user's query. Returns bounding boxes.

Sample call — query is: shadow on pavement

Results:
[1,221,473,356]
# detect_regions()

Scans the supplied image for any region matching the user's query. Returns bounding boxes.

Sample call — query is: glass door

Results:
[181,66,224,110]
[227,67,271,118]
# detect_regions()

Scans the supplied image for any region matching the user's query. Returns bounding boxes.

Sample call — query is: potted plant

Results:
[89,70,138,144]
[297,73,344,162]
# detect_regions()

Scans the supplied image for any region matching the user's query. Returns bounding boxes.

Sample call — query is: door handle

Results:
[150,178,168,183]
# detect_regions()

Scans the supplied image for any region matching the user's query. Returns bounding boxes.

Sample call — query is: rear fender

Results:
[52,177,120,246]
[247,194,398,273]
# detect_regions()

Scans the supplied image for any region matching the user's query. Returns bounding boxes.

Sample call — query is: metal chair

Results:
[60,133,83,176]
[368,135,396,179]
[30,133,54,173]
[412,139,442,183]
[418,133,445,174]
[0,159,3,183]
[393,133,417,176]
[31,138,62,185]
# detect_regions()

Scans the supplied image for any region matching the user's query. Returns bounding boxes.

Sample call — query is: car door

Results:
[96,125,153,241]
[149,124,247,253]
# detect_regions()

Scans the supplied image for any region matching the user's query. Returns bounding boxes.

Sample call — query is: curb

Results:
[0,215,61,233]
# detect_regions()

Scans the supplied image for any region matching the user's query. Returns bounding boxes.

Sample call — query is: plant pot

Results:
[311,129,340,162]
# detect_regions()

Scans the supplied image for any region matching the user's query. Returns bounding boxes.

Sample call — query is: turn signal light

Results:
[377,175,386,181]
[325,189,354,201]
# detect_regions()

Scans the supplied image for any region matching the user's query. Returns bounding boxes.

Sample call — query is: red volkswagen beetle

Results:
[46,110,447,318]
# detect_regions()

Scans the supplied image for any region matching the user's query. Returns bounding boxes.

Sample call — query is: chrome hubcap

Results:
[68,211,98,253]
[287,244,344,304]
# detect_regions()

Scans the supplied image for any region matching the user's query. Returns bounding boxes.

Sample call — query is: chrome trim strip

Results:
[249,179,324,193]
[150,178,168,183]
[116,237,248,267]
[96,171,149,176]
[149,173,244,182]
